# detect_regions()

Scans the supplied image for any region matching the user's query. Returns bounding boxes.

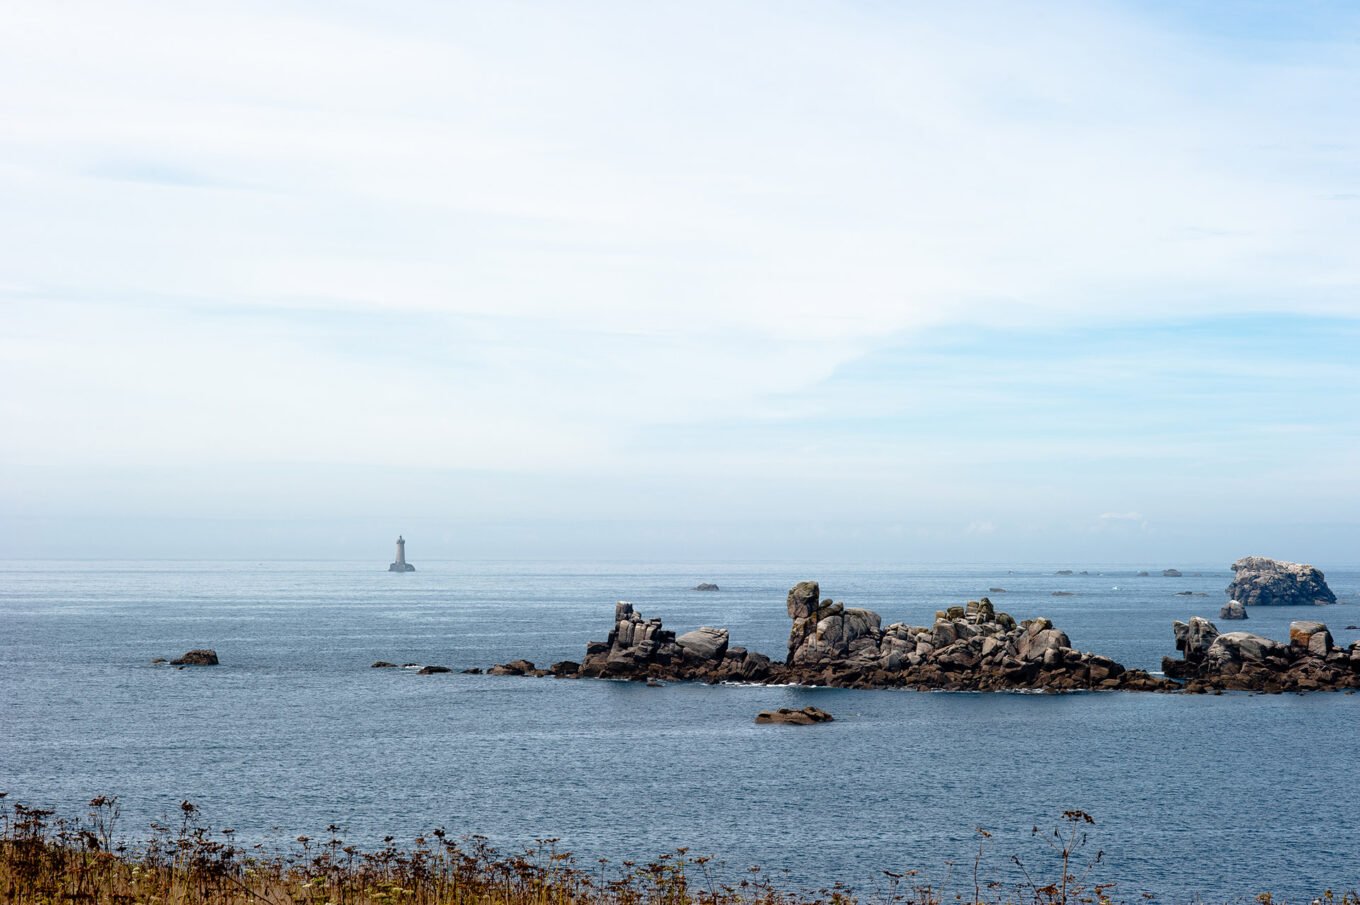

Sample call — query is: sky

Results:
[1,1,1358,564]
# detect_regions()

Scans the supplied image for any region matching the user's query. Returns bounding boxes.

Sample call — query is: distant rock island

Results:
[692,582,720,591]
[388,535,416,572]
[1225,556,1335,606]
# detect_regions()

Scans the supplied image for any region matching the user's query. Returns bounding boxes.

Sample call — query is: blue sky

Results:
[1,1,1357,562]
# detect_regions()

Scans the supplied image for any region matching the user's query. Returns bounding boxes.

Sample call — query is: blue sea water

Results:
[1,560,1358,902]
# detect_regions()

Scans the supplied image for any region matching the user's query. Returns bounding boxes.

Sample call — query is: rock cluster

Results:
[1225,557,1336,607]
[755,706,834,725]
[1162,616,1360,692]
[571,602,774,682]
[780,583,1167,691]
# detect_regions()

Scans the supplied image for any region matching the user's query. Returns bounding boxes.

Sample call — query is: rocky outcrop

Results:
[692,582,720,591]
[1225,557,1336,607]
[487,579,1355,694]
[574,602,773,682]
[782,587,1167,692]
[1218,601,1247,620]
[170,649,218,666]
[503,583,1170,692]
[1162,617,1360,691]
[755,706,834,725]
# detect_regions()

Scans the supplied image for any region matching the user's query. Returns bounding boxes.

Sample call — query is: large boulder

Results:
[1207,631,1286,666]
[1289,621,1333,656]
[1226,557,1336,607]
[1219,601,1248,620]
[676,626,729,662]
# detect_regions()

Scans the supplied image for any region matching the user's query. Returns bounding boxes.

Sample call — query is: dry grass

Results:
[0,796,1352,905]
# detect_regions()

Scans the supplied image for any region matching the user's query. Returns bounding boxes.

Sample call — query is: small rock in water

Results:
[417,665,451,675]
[371,661,397,668]
[150,658,167,665]
[488,659,537,676]
[755,706,834,725]
[1219,601,1248,620]
[461,667,483,674]
[170,649,218,666]
[1051,591,1075,597]
[692,582,720,591]
[988,587,1007,593]
[1163,569,1183,577]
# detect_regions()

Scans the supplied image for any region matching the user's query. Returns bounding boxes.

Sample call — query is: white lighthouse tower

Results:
[388,535,416,572]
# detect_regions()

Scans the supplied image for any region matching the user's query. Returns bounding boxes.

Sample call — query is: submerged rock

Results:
[1225,557,1336,607]
[170,649,218,666]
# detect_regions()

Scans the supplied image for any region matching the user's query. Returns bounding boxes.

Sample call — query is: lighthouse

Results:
[388,535,416,572]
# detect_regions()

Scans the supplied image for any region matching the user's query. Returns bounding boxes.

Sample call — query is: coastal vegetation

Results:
[2,796,1355,905]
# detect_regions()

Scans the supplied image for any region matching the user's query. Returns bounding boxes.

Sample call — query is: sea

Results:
[2,560,1358,903]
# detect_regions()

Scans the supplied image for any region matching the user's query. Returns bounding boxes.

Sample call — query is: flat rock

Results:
[755,706,834,725]
[417,665,451,675]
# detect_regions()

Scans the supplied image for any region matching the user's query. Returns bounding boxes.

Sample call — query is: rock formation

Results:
[780,583,1166,691]
[1218,601,1247,620]
[1162,616,1360,691]
[494,583,1170,692]
[569,602,772,682]
[755,706,834,725]
[170,649,218,666]
[1225,556,1336,607]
